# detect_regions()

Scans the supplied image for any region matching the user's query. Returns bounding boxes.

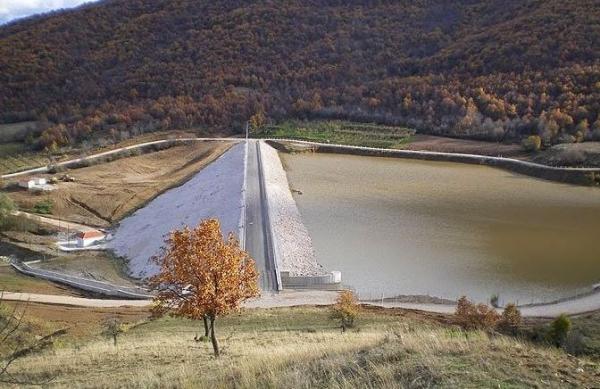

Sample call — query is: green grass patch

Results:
[32,199,53,215]
[252,120,416,149]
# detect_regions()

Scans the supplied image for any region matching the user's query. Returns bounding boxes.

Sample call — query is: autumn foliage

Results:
[331,290,360,332]
[150,219,260,356]
[497,303,522,334]
[455,296,501,331]
[1,0,600,149]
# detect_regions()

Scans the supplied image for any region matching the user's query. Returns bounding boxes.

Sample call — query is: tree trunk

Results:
[209,315,219,357]
[203,316,209,337]
[113,334,117,347]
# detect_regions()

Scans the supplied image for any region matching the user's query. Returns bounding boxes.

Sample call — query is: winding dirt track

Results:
[0,137,242,179]
[11,210,98,232]
[3,290,599,318]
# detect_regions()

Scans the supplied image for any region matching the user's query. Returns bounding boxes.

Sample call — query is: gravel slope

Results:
[109,143,244,278]
[260,143,324,276]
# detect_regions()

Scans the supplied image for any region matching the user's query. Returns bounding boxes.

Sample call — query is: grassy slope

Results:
[5,306,599,388]
[0,129,199,175]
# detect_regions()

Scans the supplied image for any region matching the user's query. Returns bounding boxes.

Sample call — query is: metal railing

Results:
[10,259,152,299]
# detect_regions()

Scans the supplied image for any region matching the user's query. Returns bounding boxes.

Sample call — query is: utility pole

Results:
[245,121,249,141]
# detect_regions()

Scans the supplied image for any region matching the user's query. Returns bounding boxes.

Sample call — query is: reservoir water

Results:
[281,152,600,304]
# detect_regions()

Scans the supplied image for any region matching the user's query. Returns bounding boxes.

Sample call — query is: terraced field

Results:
[0,143,49,175]
[253,120,415,149]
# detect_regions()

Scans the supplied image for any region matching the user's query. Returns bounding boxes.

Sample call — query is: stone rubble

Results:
[260,143,325,276]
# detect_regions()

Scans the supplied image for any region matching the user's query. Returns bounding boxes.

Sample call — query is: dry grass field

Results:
[8,141,231,227]
[404,134,527,158]
[2,306,598,388]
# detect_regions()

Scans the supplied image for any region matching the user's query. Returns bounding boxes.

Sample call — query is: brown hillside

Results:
[0,0,599,148]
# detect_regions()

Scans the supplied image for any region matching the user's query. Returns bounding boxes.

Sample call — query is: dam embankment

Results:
[258,142,341,288]
[110,143,245,278]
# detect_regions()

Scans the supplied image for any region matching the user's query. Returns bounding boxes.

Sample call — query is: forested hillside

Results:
[1,0,599,149]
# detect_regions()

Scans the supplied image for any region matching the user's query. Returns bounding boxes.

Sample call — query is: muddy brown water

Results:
[281,152,600,304]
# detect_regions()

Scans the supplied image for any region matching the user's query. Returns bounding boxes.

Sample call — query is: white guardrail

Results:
[10,260,152,299]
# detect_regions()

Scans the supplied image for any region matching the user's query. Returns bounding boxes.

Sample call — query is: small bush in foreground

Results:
[455,296,500,330]
[548,314,572,347]
[0,193,15,228]
[497,303,522,334]
[331,290,360,332]
[102,317,127,347]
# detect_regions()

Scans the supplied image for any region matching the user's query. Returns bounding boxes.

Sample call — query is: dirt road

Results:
[3,289,599,318]
[11,210,98,232]
[0,137,242,180]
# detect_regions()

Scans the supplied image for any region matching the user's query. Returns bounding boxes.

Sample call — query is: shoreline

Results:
[267,139,600,186]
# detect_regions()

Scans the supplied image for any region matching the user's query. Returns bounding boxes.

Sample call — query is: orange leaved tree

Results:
[331,290,360,332]
[150,218,260,356]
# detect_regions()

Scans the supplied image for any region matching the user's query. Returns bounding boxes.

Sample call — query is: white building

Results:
[18,177,47,189]
[76,230,105,248]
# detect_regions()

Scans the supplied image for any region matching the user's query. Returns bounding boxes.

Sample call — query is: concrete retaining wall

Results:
[281,271,342,290]
[267,139,600,186]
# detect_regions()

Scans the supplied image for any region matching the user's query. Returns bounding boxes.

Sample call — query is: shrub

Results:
[1,214,38,232]
[33,199,53,214]
[129,148,142,156]
[47,164,66,174]
[522,135,542,152]
[102,318,127,347]
[548,314,571,347]
[455,296,500,330]
[497,303,522,334]
[563,330,591,356]
[331,290,360,332]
